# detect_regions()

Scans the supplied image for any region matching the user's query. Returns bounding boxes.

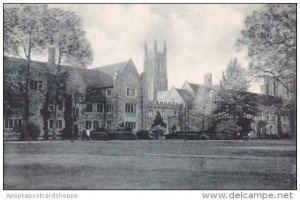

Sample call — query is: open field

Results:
[4,140,296,190]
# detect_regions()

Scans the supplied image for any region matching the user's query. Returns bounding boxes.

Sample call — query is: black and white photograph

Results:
[2,2,297,192]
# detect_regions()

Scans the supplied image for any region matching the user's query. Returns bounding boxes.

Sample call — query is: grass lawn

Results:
[4,139,296,190]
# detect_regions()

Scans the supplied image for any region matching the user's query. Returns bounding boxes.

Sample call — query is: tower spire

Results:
[154,40,157,53]
[144,41,148,57]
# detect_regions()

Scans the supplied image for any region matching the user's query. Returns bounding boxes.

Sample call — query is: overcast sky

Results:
[47,4,263,92]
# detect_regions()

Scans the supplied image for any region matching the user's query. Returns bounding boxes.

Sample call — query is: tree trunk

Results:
[52,101,57,139]
[289,109,296,139]
[22,33,32,140]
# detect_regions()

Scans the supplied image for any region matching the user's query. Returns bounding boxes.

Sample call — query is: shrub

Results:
[19,122,40,140]
[149,125,167,139]
[90,131,109,140]
[200,134,210,140]
[136,130,151,140]
[108,132,137,140]
[61,128,71,140]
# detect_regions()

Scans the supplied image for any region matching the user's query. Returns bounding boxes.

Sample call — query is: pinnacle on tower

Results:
[144,41,148,57]
[163,41,166,55]
[154,40,157,53]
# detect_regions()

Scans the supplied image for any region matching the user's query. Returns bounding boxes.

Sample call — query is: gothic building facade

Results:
[4,41,292,139]
[4,41,178,138]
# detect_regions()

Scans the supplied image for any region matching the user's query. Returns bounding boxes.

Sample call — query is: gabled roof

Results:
[4,56,113,89]
[93,59,132,77]
[184,80,219,94]
[174,88,194,103]
[188,83,200,93]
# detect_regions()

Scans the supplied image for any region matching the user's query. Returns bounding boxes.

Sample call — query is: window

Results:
[8,119,13,128]
[148,108,153,117]
[49,120,54,129]
[85,121,92,129]
[93,121,99,129]
[57,120,62,129]
[4,119,13,129]
[125,122,136,130]
[4,119,22,129]
[106,104,112,113]
[126,88,136,97]
[29,81,42,90]
[86,103,93,112]
[49,101,54,111]
[5,119,9,129]
[106,89,112,97]
[174,110,178,117]
[57,101,63,110]
[48,101,63,111]
[125,103,136,113]
[97,103,103,113]
[106,121,112,127]
[161,109,165,117]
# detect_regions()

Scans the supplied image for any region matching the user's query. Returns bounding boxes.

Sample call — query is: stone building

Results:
[3,41,292,139]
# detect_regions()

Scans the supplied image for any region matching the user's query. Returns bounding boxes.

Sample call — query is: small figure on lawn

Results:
[85,128,92,141]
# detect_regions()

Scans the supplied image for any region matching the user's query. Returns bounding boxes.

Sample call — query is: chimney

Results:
[48,46,56,65]
[204,73,212,86]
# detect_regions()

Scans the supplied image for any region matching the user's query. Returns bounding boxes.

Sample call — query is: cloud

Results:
[48,4,263,92]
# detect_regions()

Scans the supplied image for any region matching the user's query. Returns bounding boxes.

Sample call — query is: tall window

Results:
[125,103,136,113]
[57,120,62,129]
[106,89,112,97]
[85,121,92,129]
[106,104,112,113]
[86,103,93,112]
[49,120,54,129]
[126,88,136,97]
[93,121,99,129]
[29,80,42,90]
[97,103,103,113]
[161,109,165,117]
[148,108,153,117]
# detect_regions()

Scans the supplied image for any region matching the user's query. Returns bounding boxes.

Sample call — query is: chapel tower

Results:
[143,41,168,101]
